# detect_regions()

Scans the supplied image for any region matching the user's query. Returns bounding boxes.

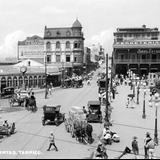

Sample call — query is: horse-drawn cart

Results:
[9,90,29,107]
[65,106,93,144]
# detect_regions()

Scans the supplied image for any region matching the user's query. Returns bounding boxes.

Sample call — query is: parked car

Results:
[86,101,102,123]
[42,105,65,126]
[0,87,15,99]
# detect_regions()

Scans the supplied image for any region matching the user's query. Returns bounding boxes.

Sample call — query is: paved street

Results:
[0,70,160,159]
[0,72,104,159]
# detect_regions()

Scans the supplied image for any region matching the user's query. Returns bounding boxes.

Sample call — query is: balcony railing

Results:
[114,59,160,63]
[113,40,160,48]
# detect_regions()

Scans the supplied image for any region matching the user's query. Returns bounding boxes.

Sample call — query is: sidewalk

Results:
[33,86,61,94]
[104,84,160,159]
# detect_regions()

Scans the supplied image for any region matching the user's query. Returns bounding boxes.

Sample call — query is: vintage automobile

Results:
[42,105,65,126]
[0,87,15,99]
[0,121,16,136]
[86,101,102,123]
[9,90,29,107]
[72,79,83,88]
[65,106,93,144]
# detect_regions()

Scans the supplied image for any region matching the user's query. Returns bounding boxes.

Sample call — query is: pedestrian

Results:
[82,106,87,114]
[49,87,52,95]
[146,136,156,159]
[126,97,130,108]
[144,132,152,159]
[112,88,115,99]
[131,136,139,159]
[47,132,58,151]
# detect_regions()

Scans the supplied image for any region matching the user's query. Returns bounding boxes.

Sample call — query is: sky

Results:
[0,0,160,60]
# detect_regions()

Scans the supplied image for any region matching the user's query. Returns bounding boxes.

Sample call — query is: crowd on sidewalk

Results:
[94,73,158,159]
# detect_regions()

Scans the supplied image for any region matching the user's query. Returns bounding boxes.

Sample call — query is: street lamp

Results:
[20,66,27,90]
[137,84,140,105]
[45,52,48,99]
[105,53,109,123]
[153,92,160,145]
[142,83,147,119]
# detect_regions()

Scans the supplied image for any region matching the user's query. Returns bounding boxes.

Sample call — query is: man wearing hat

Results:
[144,132,152,159]
[47,132,58,151]
[131,136,139,159]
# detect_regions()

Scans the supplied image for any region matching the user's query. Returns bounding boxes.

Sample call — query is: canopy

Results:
[70,106,84,114]
[88,101,100,106]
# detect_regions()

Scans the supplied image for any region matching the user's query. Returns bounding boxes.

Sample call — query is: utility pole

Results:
[110,54,113,94]
[105,53,109,123]
[45,53,48,99]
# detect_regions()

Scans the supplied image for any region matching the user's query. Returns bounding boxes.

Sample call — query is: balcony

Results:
[113,40,160,49]
[114,59,160,64]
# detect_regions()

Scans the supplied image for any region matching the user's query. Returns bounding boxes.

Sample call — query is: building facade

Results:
[0,59,61,93]
[18,35,45,64]
[44,19,85,76]
[84,47,92,73]
[113,25,160,76]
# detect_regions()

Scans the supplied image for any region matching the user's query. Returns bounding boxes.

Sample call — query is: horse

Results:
[85,123,93,144]
[28,98,37,112]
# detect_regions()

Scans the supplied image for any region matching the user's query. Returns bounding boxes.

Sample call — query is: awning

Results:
[130,68,137,70]
[140,68,148,70]
[47,72,61,76]
[150,68,158,70]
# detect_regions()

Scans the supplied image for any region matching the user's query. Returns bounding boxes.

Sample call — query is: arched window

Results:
[38,76,42,87]
[34,76,37,87]
[7,77,12,87]
[66,41,70,49]
[56,41,61,49]
[46,42,51,51]
[13,77,17,87]
[1,77,6,89]
[19,76,23,87]
[29,76,33,88]
[24,76,28,87]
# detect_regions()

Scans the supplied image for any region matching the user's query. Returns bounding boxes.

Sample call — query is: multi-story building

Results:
[99,45,105,61]
[113,25,160,76]
[84,47,92,73]
[44,19,85,76]
[18,35,45,64]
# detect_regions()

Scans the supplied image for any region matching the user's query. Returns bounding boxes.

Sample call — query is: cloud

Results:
[0,31,28,60]
[40,6,66,14]
[85,28,115,56]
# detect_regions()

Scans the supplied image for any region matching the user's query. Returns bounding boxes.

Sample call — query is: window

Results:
[74,41,80,48]
[66,31,71,36]
[56,41,61,49]
[66,56,70,62]
[56,31,61,36]
[56,55,61,62]
[47,55,51,63]
[46,42,51,51]
[66,41,70,49]
[21,52,23,56]
[121,55,124,60]
[74,57,77,62]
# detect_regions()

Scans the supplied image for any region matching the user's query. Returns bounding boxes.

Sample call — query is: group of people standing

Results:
[131,132,156,159]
